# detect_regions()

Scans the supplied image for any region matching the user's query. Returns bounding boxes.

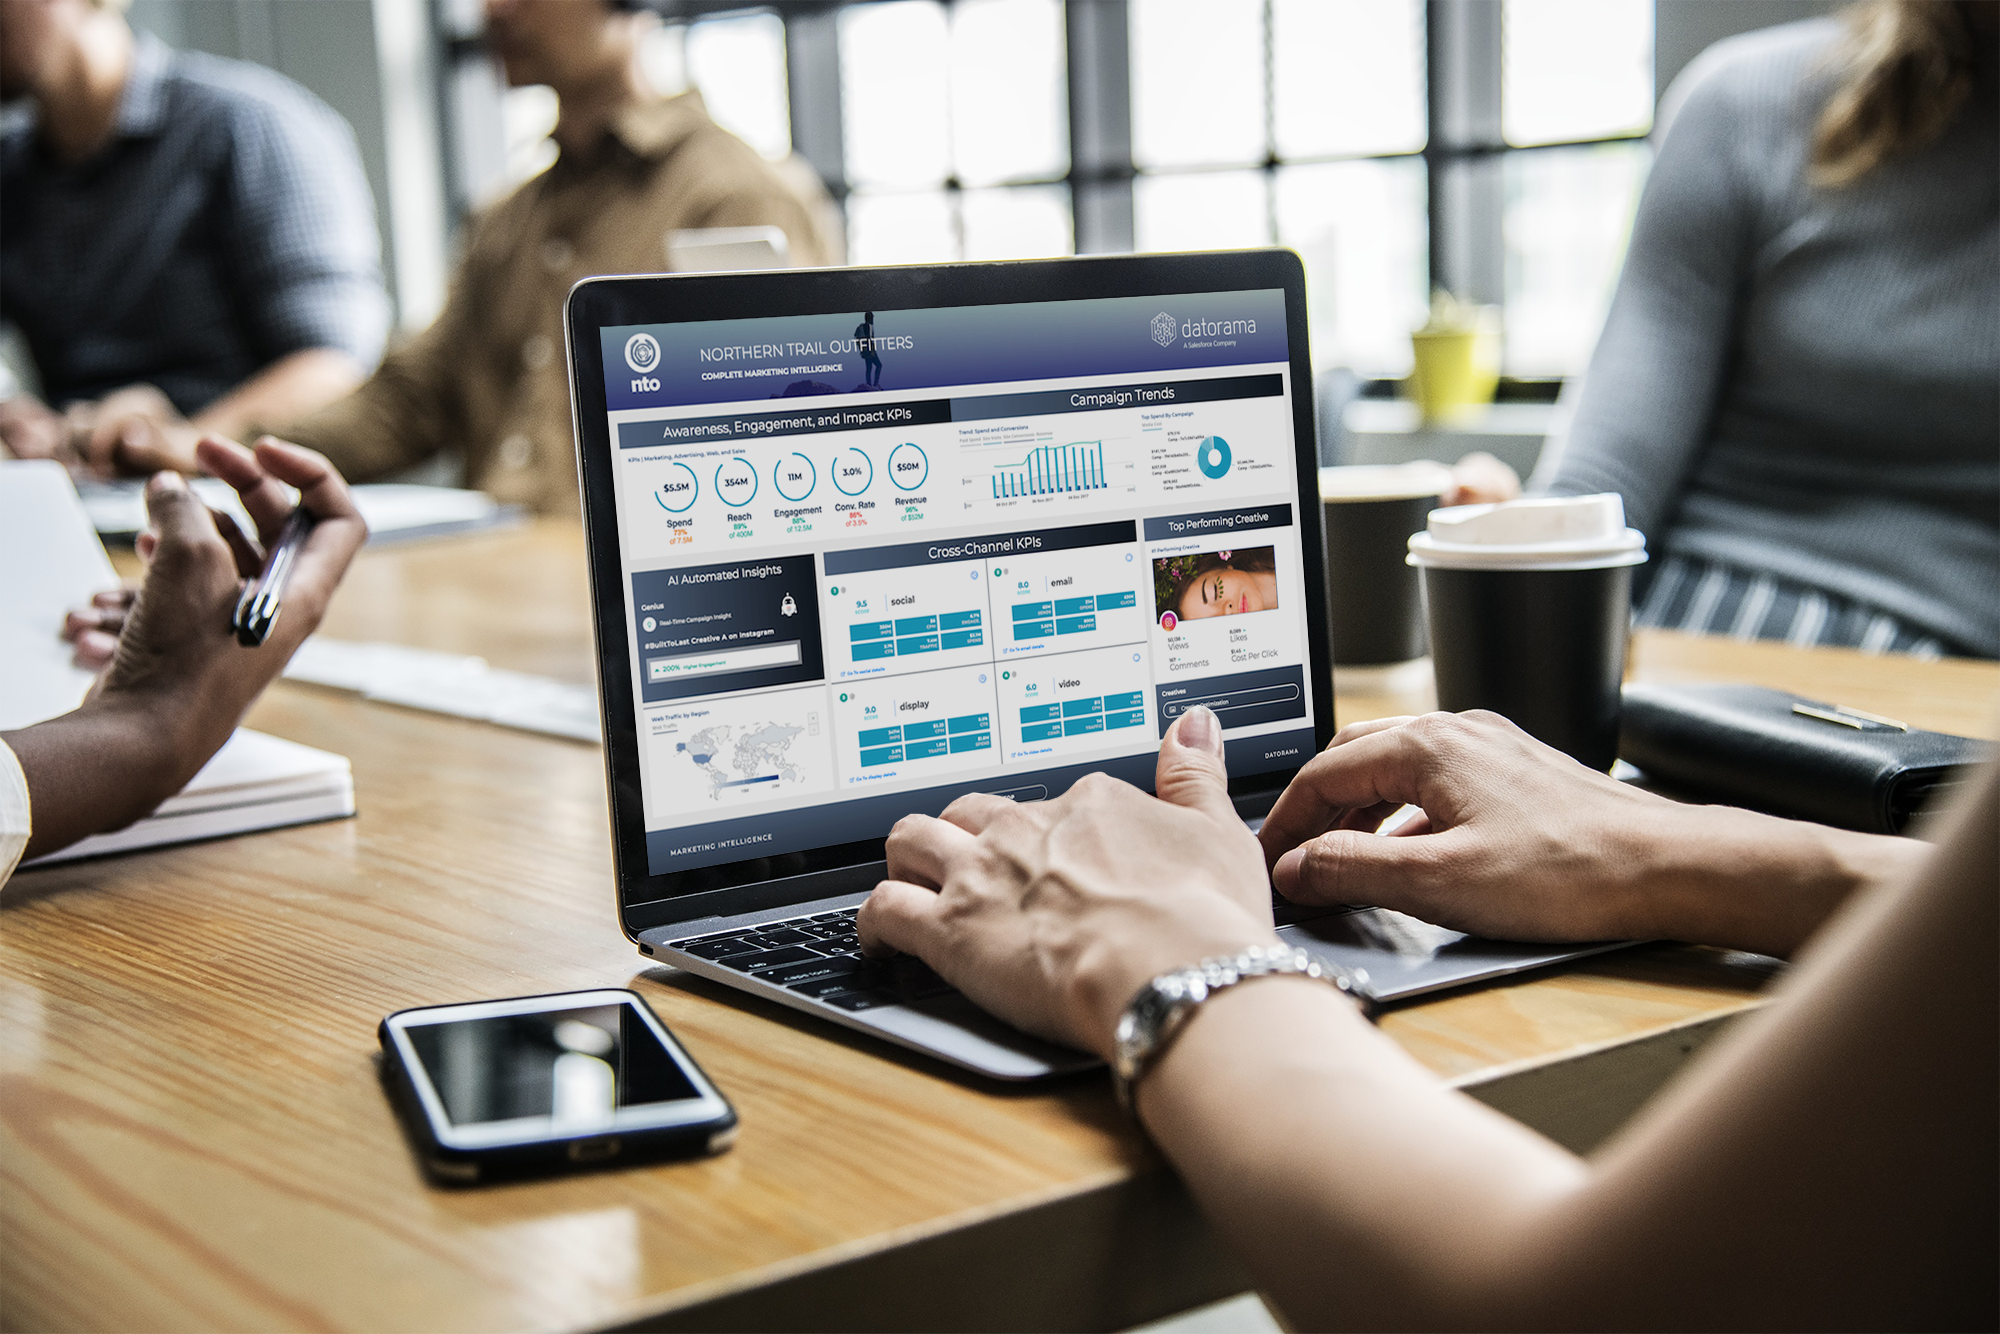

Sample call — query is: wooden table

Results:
[5,522,1992,1333]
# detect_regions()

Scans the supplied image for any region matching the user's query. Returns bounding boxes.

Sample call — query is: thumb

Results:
[1272,826,1447,910]
[141,470,220,552]
[1155,706,1239,827]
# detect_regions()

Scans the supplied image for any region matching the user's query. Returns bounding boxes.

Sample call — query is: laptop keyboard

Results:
[673,909,958,1012]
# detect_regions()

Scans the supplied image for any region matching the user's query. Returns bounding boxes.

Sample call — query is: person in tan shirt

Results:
[98,0,835,516]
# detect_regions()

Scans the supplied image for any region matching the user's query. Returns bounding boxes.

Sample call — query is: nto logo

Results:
[624,333,662,390]
[1150,311,1177,348]
[624,332,660,373]
[624,333,662,391]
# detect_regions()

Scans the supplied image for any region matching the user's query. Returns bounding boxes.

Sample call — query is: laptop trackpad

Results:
[860,992,1099,1080]
[1280,908,1626,1004]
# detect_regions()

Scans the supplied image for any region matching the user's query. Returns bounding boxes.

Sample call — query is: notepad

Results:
[0,460,355,865]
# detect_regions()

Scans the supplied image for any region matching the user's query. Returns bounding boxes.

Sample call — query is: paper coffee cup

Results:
[1408,495,1647,770]
[1320,462,1453,667]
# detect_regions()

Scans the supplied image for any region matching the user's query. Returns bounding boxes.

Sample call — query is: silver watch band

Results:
[1110,944,1373,1113]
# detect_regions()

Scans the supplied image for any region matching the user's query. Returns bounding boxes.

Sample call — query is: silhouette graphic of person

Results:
[856,311,883,387]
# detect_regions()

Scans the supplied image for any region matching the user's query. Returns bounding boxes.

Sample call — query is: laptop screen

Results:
[591,283,1320,895]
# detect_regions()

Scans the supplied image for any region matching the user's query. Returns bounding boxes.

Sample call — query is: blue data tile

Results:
[937,609,982,632]
[1052,596,1094,617]
[1061,697,1104,718]
[849,621,894,642]
[904,737,949,760]
[1011,601,1054,621]
[1063,715,1106,736]
[940,629,983,651]
[1055,614,1096,635]
[860,745,903,767]
[1012,620,1054,640]
[1104,710,1146,731]
[1102,691,1145,712]
[858,726,902,748]
[893,614,938,636]
[948,731,993,753]
[948,713,991,734]
[852,639,896,661]
[1094,590,1136,610]
[895,635,941,655]
[1021,721,1064,743]
[1019,703,1061,724]
[900,719,946,741]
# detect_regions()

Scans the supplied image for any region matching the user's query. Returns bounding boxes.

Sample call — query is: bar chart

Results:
[989,441,1106,499]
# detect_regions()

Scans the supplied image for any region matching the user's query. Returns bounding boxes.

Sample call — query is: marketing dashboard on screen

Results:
[593,287,1318,885]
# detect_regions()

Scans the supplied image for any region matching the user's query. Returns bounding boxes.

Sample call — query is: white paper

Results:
[0,460,120,730]
[284,637,602,743]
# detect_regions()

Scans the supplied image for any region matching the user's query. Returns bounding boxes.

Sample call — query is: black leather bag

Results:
[1618,682,1989,835]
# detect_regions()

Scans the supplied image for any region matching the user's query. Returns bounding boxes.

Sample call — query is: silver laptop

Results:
[563,252,1620,1081]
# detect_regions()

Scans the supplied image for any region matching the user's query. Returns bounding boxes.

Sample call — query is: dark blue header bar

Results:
[599,289,1288,411]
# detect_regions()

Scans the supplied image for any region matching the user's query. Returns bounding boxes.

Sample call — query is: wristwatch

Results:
[1110,944,1374,1113]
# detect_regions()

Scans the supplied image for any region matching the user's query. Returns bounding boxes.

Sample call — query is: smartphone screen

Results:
[402,999,702,1132]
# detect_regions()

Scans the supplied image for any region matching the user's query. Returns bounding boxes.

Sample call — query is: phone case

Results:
[377,992,738,1187]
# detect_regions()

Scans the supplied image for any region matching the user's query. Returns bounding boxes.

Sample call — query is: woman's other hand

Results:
[1258,711,1923,957]
[1443,450,1521,506]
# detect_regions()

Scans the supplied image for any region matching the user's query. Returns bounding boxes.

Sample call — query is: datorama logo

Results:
[1150,311,1257,348]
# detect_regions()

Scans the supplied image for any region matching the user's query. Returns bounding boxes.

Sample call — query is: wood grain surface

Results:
[11,522,1994,1333]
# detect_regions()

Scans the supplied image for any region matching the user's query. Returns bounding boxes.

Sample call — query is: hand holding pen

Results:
[26,437,368,856]
[232,505,316,647]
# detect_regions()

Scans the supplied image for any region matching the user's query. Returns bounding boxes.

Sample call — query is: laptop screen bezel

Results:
[565,250,1334,937]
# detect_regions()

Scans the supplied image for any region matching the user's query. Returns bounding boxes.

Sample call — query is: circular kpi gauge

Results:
[654,462,698,513]
[715,456,759,508]
[832,446,873,496]
[1197,435,1232,480]
[774,451,816,501]
[887,442,929,491]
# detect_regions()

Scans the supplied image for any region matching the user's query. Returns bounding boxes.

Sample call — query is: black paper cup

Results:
[1320,464,1452,667]
[1408,495,1647,772]
[1420,563,1633,771]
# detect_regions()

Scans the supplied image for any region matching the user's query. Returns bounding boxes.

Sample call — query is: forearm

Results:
[193,348,366,442]
[2,699,200,860]
[1137,979,1586,1330]
[282,336,460,482]
[1626,802,1929,957]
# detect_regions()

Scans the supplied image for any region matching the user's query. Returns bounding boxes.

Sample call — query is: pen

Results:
[231,506,316,647]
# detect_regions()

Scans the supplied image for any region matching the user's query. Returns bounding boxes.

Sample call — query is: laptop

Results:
[564,251,1621,1081]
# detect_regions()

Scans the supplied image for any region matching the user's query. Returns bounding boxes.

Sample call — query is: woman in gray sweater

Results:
[1548,0,1997,658]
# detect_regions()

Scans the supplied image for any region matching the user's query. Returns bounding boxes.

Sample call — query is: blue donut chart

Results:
[715,456,759,508]
[832,446,873,496]
[887,442,928,491]
[1197,435,1232,480]
[654,462,698,512]
[774,451,816,501]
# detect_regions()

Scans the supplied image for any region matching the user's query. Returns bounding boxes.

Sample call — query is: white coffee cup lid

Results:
[1319,461,1454,502]
[1406,493,1647,570]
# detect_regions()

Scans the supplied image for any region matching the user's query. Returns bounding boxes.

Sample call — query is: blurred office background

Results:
[122,0,1838,395]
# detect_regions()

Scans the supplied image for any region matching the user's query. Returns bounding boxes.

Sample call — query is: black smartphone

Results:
[378,988,737,1185]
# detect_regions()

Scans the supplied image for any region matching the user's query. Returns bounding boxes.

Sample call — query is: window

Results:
[839,0,1072,265]
[1130,0,1431,375]
[443,0,1657,381]
[1499,0,1652,376]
